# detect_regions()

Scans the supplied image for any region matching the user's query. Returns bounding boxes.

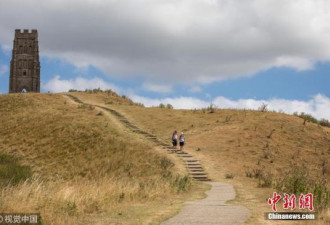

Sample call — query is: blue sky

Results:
[1,46,329,101]
[0,0,330,120]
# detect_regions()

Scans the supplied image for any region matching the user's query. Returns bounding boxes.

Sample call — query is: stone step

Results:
[188,165,203,169]
[189,169,204,172]
[176,152,188,155]
[187,165,202,168]
[191,174,208,178]
[190,171,204,173]
[180,155,192,157]
[187,164,201,167]
[184,159,199,162]
[163,146,173,149]
[186,162,200,164]
[190,172,206,175]
[193,177,211,181]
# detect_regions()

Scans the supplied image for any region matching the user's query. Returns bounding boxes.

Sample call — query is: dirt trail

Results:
[162,182,250,225]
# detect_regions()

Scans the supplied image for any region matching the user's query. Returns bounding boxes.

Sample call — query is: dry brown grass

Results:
[0,93,208,224]
[74,92,330,225]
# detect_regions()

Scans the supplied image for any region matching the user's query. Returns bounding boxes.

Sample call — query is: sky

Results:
[0,0,329,120]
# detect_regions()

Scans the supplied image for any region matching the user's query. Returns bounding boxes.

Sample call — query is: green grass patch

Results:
[0,153,32,186]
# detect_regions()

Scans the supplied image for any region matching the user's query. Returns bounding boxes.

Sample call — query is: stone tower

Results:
[9,29,40,93]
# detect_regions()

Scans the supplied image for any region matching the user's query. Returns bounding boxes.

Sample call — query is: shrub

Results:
[319,119,330,128]
[253,168,263,178]
[159,103,165,108]
[104,89,113,94]
[93,88,102,93]
[274,165,329,211]
[160,157,174,170]
[258,103,268,112]
[258,171,273,187]
[166,104,173,109]
[245,170,253,178]
[225,173,234,179]
[295,112,318,125]
[207,104,216,113]
[171,175,191,193]
[225,115,232,122]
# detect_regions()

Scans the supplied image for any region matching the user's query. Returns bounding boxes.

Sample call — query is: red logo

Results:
[268,192,314,212]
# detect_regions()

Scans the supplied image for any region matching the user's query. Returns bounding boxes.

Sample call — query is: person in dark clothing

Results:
[179,132,185,151]
[172,130,178,148]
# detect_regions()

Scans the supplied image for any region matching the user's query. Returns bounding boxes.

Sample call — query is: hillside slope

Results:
[0,93,206,225]
[73,91,330,225]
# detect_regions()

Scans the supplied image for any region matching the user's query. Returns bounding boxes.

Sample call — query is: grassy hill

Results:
[72,91,330,225]
[0,93,206,225]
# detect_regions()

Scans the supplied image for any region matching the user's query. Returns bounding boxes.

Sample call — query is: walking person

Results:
[172,130,178,148]
[179,132,185,151]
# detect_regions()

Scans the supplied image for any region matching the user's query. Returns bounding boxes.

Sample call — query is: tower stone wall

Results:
[9,29,40,93]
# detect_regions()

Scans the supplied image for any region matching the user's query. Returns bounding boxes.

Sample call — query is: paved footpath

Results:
[162,182,250,225]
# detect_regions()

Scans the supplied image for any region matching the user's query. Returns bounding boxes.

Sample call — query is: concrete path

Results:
[162,182,250,225]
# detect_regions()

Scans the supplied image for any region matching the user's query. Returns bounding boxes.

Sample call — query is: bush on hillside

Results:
[207,104,216,113]
[319,119,330,128]
[166,104,173,109]
[293,112,318,125]
[258,103,268,112]
[274,165,329,211]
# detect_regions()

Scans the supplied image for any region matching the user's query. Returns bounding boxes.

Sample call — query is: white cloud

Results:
[274,56,315,71]
[0,65,8,76]
[1,0,330,84]
[129,94,330,120]
[42,75,120,93]
[130,95,210,109]
[142,82,173,93]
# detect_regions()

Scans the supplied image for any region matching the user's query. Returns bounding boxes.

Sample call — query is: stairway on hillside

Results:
[66,94,210,181]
